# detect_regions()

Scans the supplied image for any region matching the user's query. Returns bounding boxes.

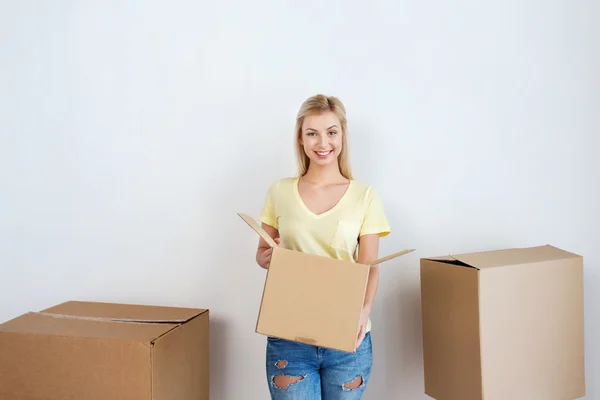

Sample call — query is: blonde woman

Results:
[256,94,390,399]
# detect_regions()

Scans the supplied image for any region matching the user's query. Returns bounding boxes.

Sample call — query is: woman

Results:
[255,94,391,399]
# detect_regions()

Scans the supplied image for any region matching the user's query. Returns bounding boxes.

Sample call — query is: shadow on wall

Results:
[202,164,240,400]
[209,315,229,400]
[202,148,279,399]
[366,265,426,399]
[348,119,429,398]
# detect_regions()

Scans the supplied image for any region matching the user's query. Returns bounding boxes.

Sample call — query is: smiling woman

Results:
[254,94,391,400]
[294,95,352,181]
[302,117,341,162]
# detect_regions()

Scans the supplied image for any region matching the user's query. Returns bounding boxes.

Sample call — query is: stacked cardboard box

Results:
[0,300,209,400]
[420,245,585,400]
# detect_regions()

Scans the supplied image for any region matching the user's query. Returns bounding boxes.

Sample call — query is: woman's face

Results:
[300,111,343,168]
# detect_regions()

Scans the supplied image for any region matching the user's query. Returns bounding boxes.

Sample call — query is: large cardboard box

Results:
[239,213,414,353]
[0,300,209,400]
[420,244,585,400]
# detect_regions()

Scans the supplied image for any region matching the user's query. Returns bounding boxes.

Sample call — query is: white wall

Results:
[1,1,597,399]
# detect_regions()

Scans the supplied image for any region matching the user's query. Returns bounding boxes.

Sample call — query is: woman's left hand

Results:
[356,305,371,349]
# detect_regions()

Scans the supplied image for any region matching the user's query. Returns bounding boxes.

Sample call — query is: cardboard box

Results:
[0,300,209,400]
[238,213,414,353]
[420,244,585,400]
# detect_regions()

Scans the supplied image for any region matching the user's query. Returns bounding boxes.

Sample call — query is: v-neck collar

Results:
[293,176,352,219]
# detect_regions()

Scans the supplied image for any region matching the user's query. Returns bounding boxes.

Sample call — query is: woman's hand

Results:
[256,238,280,269]
[356,304,371,348]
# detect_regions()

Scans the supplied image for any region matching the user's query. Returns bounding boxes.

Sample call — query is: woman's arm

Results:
[255,223,280,269]
[356,233,381,346]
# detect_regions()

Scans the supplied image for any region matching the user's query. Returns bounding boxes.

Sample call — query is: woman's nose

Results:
[320,134,328,147]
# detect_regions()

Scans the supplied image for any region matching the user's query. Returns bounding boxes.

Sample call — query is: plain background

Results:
[1,1,598,399]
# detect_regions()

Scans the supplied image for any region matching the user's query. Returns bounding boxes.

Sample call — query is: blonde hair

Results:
[294,94,353,180]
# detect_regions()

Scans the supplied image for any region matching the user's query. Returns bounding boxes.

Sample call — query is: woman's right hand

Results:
[256,238,280,269]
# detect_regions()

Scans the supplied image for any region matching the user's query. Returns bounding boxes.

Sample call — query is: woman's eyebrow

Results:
[305,125,338,132]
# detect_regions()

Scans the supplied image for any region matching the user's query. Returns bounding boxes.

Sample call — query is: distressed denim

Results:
[266,333,373,399]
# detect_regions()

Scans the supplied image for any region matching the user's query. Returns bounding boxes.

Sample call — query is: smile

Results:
[315,150,333,157]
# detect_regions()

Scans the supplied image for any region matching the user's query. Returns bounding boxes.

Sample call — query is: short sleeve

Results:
[259,181,278,229]
[359,187,391,237]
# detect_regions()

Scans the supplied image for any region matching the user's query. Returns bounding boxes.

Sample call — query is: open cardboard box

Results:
[420,244,585,400]
[239,213,414,353]
[0,300,209,400]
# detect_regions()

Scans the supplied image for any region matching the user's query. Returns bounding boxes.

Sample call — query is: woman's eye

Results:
[328,131,337,135]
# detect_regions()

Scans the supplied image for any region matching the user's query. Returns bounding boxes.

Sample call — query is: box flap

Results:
[450,245,581,270]
[41,301,206,323]
[367,248,415,266]
[238,213,278,247]
[0,312,176,344]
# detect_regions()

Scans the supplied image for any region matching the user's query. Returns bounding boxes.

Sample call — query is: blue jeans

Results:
[266,332,373,399]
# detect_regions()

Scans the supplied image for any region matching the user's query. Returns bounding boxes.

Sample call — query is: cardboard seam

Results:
[151,312,206,345]
[477,270,484,400]
[25,312,208,344]
[33,311,203,324]
[423,256,479,269]
[150,345,154,400]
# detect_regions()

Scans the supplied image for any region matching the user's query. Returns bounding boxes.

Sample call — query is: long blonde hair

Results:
[294,94,353,180]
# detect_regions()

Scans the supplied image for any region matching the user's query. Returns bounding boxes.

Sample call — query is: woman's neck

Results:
[302,163,347,186]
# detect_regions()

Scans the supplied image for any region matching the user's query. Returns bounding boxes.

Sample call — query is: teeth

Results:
[317,151,331,156]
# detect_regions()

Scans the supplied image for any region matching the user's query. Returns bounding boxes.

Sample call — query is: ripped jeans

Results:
[266,332,372,399]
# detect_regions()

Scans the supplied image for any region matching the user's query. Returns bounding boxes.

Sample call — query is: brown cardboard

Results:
[420,245,585,400]
[238,213,414,353]
[0,300,209,400]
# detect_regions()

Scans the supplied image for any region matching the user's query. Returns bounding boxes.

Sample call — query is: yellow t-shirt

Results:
[259,176,391,333]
